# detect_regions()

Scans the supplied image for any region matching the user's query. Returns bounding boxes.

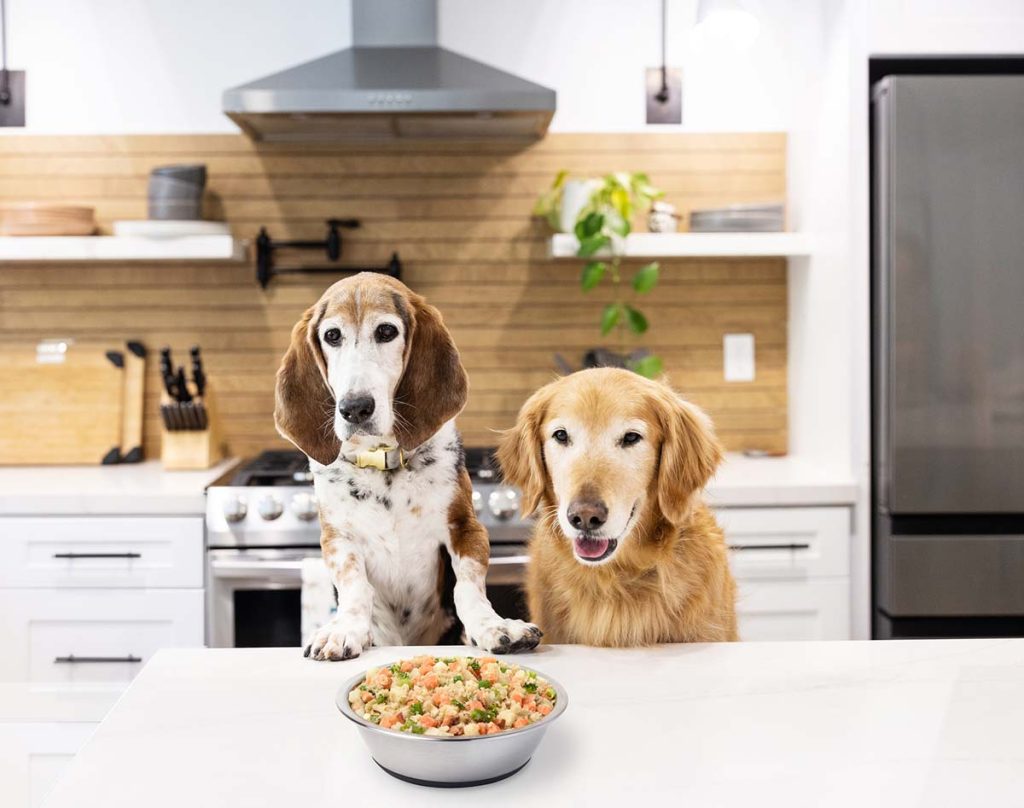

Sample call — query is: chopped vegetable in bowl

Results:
[347,655,558,737]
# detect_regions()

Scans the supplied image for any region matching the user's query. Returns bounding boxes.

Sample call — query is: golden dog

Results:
[497,368,738,646]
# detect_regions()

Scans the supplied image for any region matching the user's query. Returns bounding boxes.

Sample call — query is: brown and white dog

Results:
[497,368,738,646]
[275,273,541,660]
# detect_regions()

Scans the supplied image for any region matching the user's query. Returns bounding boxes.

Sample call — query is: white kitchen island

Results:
[44,641,1024,808]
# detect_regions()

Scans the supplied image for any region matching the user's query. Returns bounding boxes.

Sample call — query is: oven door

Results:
[485,544,530,623]
[207,548,321,648]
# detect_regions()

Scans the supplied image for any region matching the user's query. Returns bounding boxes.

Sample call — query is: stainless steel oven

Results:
[205,450,531,648]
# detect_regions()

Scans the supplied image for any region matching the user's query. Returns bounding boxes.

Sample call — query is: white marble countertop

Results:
[46,640,1024,807]
[0,459,238,515]
[708,452,858,507]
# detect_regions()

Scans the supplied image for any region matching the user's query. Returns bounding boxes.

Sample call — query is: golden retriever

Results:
[497,368,738,646]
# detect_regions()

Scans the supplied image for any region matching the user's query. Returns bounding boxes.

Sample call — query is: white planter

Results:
[559,179,599,233]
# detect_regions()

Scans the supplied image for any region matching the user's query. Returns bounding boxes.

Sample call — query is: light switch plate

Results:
[723,333,755,382]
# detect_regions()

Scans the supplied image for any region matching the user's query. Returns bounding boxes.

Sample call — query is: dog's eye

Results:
[375,323,399,343]
[552,429,569,445]
[322,328,342,346]
[621,431,643,447]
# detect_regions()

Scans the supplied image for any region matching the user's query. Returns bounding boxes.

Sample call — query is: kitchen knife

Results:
[190,345,206,398]
[159,347,177,399]
[174,367,192,404]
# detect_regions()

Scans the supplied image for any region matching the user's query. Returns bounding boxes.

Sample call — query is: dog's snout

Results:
[567,498,608,532]
[338,394,376,425]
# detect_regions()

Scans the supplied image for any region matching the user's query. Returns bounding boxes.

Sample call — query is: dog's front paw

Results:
[470,618,542,654]
[304,618,372,661]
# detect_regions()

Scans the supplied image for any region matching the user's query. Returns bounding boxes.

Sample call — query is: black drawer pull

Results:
[729,543,811,551]
[53,552,142,559]
[54,654,142,664]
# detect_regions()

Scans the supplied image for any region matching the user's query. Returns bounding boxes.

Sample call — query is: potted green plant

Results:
[534,171,664,378]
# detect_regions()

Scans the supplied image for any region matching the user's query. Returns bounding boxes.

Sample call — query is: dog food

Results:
[348,655,557,736]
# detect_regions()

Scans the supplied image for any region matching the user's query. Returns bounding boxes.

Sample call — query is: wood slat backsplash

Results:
[0,133,788,458]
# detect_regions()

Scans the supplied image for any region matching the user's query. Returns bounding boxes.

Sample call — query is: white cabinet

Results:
[0,517,203,588]
[0,589,204,687]
[0,514,206,808]
[716,506,851,641]
[736,578,851,640]
[0,723,96,808]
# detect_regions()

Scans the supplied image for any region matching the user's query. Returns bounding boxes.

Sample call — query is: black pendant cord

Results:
[0,0,10,106]
[655,0,670,104]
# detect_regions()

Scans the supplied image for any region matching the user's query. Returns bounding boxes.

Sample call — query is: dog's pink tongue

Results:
[574,537,610,559]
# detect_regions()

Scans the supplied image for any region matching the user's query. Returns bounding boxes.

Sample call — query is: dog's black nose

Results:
[338,394,375,425]
[567,499,608,531]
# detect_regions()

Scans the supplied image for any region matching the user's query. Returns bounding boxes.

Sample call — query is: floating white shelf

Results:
[548,232,812,259]
[0,235,247,262]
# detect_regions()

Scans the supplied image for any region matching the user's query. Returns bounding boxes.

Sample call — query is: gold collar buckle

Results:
[351,445,405,471]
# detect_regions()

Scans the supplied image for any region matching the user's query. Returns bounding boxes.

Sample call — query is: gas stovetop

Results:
[206,448,531,549]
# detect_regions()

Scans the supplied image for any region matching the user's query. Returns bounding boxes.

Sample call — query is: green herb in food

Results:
[453,700,465,709]
[468,659,481,672]
[546,688,556,700]
[470,708,497,723]
[375,693,388,704]
[478,680,492,689]
[523,682,538,693]
[368,714,381,724]
[409,701,423,716]
[410,725,426,735]
[452,675,463,682]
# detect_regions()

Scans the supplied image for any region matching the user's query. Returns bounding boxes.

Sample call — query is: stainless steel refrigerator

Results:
[873,74,1024,638]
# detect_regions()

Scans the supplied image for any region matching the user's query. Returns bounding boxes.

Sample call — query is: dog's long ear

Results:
[274,303,340,466]
[497,384,552,517]
[393,294,468,450]
[654,389,723,525]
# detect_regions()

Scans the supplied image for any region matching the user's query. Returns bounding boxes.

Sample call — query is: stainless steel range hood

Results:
[223,0,556,142]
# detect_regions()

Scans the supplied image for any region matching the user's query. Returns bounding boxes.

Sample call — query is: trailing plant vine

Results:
[535,171,664,378]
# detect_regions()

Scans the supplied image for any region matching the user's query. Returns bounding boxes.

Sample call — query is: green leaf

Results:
[575,211,604,240]
[610,186,632,220]
[603,207,630,237]
[631,355,664,378]
[581,261,606,291]
[624,305,649,334]
[632,262,660,293]
[577,234,610,258]
[600,303,622,335]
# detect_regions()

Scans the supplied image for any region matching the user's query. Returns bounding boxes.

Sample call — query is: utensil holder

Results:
[160,384,224,470]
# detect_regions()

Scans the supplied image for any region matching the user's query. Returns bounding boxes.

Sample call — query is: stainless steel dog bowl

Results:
[336,663,568,787]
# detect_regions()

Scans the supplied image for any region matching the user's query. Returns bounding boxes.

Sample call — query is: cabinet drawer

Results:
[0,722,96,808]
[736,578,850,641]
[0,589,203,687]
[716,507,850,580]
[0,517,202,588]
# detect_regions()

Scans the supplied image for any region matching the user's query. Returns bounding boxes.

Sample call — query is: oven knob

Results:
[257,494,284,521]
[222,495,247,523]
[488,487,520,521]
[472,489,482,514]
[291,492,319,521]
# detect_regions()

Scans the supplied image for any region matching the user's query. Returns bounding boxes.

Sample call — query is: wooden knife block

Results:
[160,384,225,471]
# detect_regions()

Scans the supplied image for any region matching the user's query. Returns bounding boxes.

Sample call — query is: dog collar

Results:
[340,445,407,471]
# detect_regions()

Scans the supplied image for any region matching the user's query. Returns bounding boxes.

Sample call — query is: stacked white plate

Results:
[112,220,232,238]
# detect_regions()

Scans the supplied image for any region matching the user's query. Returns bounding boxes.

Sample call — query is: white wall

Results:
[6,0,818,134]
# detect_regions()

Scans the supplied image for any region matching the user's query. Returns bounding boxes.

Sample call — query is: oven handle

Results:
[489,555,530,566]
[208,557,308,578]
